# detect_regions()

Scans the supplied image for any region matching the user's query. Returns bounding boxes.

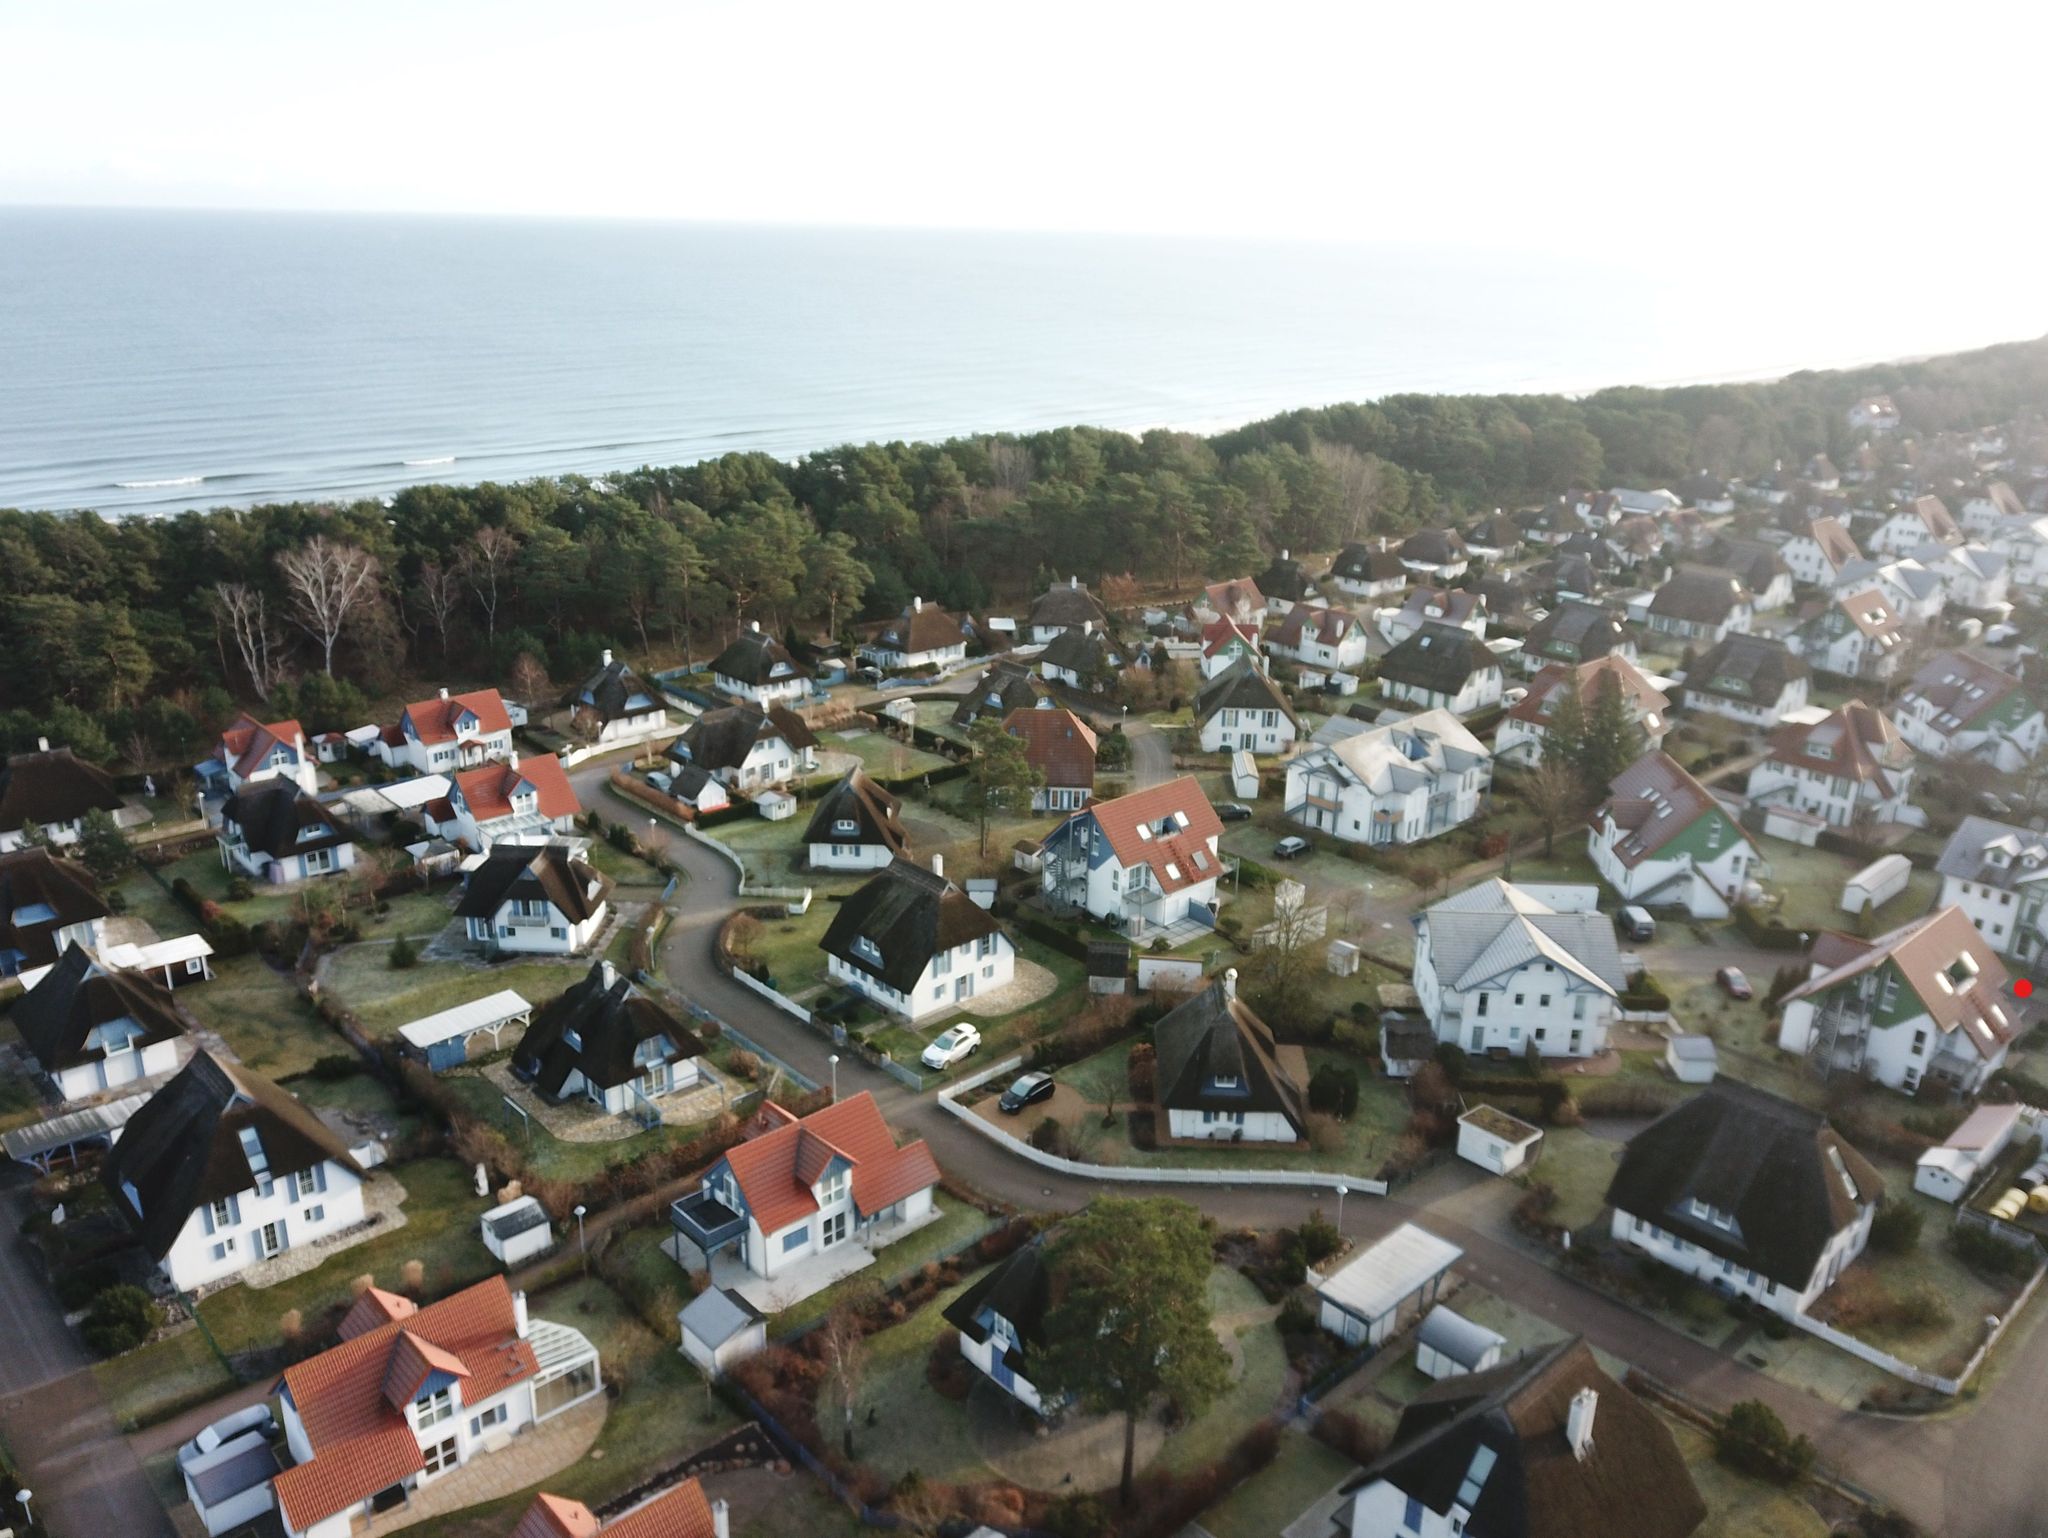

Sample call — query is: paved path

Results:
[0,1179,177,1538]
[1127,718,1173,790]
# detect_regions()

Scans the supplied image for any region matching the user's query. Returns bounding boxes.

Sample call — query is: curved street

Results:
[589,762,2009,1538]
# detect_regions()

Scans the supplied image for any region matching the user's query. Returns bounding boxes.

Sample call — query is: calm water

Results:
[1,208,2042,516]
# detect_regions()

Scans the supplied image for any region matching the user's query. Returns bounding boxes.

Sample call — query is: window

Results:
[823,1210,848,1245]
[304,1205,325,1225]
[818,1168,848,1206]
[1514,993,1525,1006]
[415,1387,456,1430]
[211,1239,234,1262]
[1403,1495,1425,1534]
[422,1435,459,1477]
[469,1403,510,1438]
[1476,993,1489,1017]
[1539,994,1551,1008]
[208,1196,237,1232]
[782,1225,811,1253]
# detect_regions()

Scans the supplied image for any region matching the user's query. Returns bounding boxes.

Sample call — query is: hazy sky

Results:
[3,0,2042,257]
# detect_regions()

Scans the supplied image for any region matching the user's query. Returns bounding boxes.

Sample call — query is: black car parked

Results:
[999,1072,1056,1114]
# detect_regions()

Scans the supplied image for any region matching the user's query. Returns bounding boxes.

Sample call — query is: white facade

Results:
[1198,704,1295,756]
[1914,542,2010,611]
[158,1160,365,1291]
[219,827,358,885]
[958,1323,1045,1413]
[1284,713,1491,847]
[1743,756,1921,831]
[1455,1111,1541,1174]
[1381,660,1503,717]
[1164,1106,1297,1142]
[1273,608,1371,671]
[827,931,1015,1022]
[1683,671,1808,727]
[1607,1205,1873,1322]
[705,733,817,791]
[699,1161,936,1282]
[1411,882,1620,1059]
[49,1036,182,1103]
[391,700,513,775]
[809,836,897,870]
[465,897,608,956]
[1586,812,1756,921]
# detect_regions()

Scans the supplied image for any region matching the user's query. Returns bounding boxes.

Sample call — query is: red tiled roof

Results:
[454,755,580,825]
[1003,706,1098,791]
[1788,906,2015,1062]
[401,688,514,745]
[381,1329,471,1409]
[1505,655,1668,731]
[720,1091,939,1237]
[515,1481,720,1538]
[339,1287,418,1341]
[513,1491,602,1538]
[220,714,305,779]
[1060,775,1223,896]
[1271,602,1363,651]
[274,1277,539,1531]
[1200,617,1260,659]
[1203,577,1265,619]
[1766,701,1910,788]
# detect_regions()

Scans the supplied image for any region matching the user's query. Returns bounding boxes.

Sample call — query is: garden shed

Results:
[480,1194,555,1266]
[1312,1221,1462,1347]
[398,989,535,1070]
[679,1285,768,1377]
[1664,1033,1718,1084]
[1456,1106,1544,1175]
[1414,1304,1505,1380]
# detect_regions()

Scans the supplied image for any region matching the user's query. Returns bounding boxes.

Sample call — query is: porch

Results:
[664,1200,945,1313]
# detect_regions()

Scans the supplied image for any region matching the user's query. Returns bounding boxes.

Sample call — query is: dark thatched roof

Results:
[1379,623,1499,696]
[942,1239,1051,1376]
[819,859,1001,994]
[0,847,107,972]
[15,945,188,1073]
[512,959,705,1097]
[220,783,352,861]
[456,843,613,925]
[802,770,910,857]
[1152,975,1306,1135]
[0,747,122,835]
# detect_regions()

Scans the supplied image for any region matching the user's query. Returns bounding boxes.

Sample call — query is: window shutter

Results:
[201,1203,215,1236]
[228,1194,242,1226]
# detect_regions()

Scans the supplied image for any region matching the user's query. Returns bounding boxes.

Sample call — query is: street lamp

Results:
[829,1054,840,1103]
[15,1489,30,1526]
[1335,1184,1348,1233]
[573,1204,588,1264]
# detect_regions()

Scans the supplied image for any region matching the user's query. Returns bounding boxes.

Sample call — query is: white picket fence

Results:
[683,822,811,912]
[728,965,816,1024]
[938,1056,1389,1196]
[1786,1259,2048,1395]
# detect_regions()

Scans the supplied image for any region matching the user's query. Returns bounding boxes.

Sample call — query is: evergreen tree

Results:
[1578,671,1647,792]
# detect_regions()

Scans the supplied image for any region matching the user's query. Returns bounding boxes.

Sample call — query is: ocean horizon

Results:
[2,205,2043,518]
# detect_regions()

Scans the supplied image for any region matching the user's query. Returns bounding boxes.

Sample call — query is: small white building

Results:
[941,1239,1054,1414]
[566,649,673,743]
[863,597,969,671]
[678,1286,768,1378]
[481,1195,555,1267]
[1587,750,1759,920]
[1378,623,1504,716]
[1039,776,1227,937]
[1914,1103,2025,1204]
[1269,603,1372,672]
[1152,971,1308,1144]
[1664,1034,1718,1084]
[1455,1106,1542,1174]
[802,769,911,870]
[1413,1304,1505,1381]
[1933,816,2048,962]
[1842,854,1912,915]
[213,714,320,798]
[1194,656,1299,756]
[1312,1223,1462,1348]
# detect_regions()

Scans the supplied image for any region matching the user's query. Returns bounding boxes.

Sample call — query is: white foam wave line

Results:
[113,475,205,488]
[402,456,456,466]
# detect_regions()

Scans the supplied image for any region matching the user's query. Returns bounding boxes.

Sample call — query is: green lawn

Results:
[840,1276,988,1484]
[1667,1419,1828,1538]
[1194,1429,1354,1538]
[321,949,582,1038]
[821,729,955,782]
[118,869,201,939]
[160,848,304,927]
[736,902,838,997]
[293,1070,428,1147]
[1531,1128,1627,1231]
[1756,838,1941,935]
[94,1322,237,1430]
[436,1070,717,1184]
[183,952,341,1080]
[583,836,669,888]
[1158,1268,1287,1473]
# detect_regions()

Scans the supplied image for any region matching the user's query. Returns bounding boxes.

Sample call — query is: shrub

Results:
[1298,1208,1343,1266]
[1714,1399,1815,1484]
[82,1284,162,1356]
[1308,1063,1360,1119]
[1953,1222,2039,1279]
[1311,1406,1385,1465]
[1277,1294,1316,1336]
[727,1049,762,1083]
[308,1054,361,1080]
[1430,1042,1468,1084]
[54,1259,120,1311]
[389,934,419,970]
[1029,1117,1065,1155]
[1870,1201,1923,1255]
[225,875,255,902]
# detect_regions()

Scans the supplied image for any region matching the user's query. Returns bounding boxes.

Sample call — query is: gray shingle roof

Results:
[1195,656,1298,726]
[1422,880,1626,995]
[1681,633,1806,704]
[1379,624,1499,696]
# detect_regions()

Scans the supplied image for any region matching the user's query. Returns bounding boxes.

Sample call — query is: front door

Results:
[822,1210,848,1247]
[257,1220,287,1259]
[955,974,973,1002]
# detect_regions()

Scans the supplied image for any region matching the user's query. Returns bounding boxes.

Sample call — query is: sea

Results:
[2,206,2044,518]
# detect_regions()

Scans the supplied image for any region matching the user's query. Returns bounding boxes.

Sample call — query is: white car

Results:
[920,1023,982,1070]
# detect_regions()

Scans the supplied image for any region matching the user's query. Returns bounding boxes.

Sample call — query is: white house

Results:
[1026,575,1112,642]
[1039,776,1226,936]
[802,769,912,870]
[1036,622,1126,691]
[1268,603,1371,672]
[1324,542,1409,602]
[214,714,319,797]
[709,626,810,707]
[511,959,708,1117]
[14,944,188,1101]
[1587,750,1758,919]
[457,842,613,956]
[438,754,581,851]
[1779,516,1863,587]
[1744,702,1923,834]
[1336,1338,1706,1538]
[1396,529,1470,581]
[1152,970,1308,1143]
[820,856,1015,1020]
[1494,655,1668,767]
[1284,711,1491,846]
[218,784,358,884]
[1608,1083,1882,1320]
[1257,549,1319,612]
[1868,494,1963,556]
[674,703,820,791]
[1005,705,1100,811]
[1777,905,2015,1095]
[1377,624,1504,716]
[271,1277,601,1538]
[678,1286,768,1380]
[103,1051,369,1292]
[1411,879,1626,1059]
[387,688,516,774]
[942,1239,1054,1413]
[1377,586,1487,648]
[1915,1103,2026,1204]
[1986,515,2048,592]
[1831,555,1945,625]
[669,1092,939,1285]
[1934,816,2048,962]
[1849,394,1902,433]
[1892,650,2046,771]
[1517,600,1633,674]
[863,597,969,671]
[1197,617,1263,679]
[1960,480,2028,534]
[0,846,108,980]
[1710,538,1795,613]
[1194,656,1298,755]
[0,741,125,853]
[566,650,673,742]
[1912,540,2010,611]
[1192,575,1268,628]
[1788,588,1909,683]
[1643,567,1753,645]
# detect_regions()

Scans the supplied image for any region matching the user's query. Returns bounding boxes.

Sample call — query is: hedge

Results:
[1732,902,1811,951]
[1005,910,1097,962]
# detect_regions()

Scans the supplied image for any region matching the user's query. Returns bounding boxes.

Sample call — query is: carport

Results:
[3,1092,151,1172]
[1312,1221,1462,1348]
[398,989,534,1070]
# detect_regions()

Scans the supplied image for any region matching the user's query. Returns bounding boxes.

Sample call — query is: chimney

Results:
[1222,967,1238,1000]
[599,958,617,990]
[439,686,449,701]
[601,648,614,667]
[36,735,48,752]
[1281,548,1290,561]
[1081,619,1093,636]
[1567,1386,1598,1461]
[930,853,944,879]
[513,1289,530,1339]
[712,1498,731,1538]
[913,596,923,613]
[1069,574,1078,589]
[749,620,761,634]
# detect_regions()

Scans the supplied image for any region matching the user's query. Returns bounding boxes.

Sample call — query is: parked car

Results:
[1217,802,1254,822]
[1502,686,1528,705]
[920,1022,983,1069]
[1273,835,1311,860]
[177,1404,276,1471]
[1617,905,1656,942]
[1716,966,1753,1000]
[999,1071,1056,1113]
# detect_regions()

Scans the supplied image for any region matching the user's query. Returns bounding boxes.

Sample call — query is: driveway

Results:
[0,1179,176,1538]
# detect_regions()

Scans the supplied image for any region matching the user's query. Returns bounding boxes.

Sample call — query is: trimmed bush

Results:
[388,934,419,970]
[83,1284,162,1356]
[1714,1399,1815,1484]
[1870,1200,1923,1255]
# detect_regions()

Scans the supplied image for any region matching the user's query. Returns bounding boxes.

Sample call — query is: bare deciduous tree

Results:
[510,651,551,708]
[1311,440,1388,541]
[816,1298,870,1459]
[1521,754,1582,859]
[461,525,517,642]
[277,537,382,677]
[413,561,463,656]
[212,581,284,699]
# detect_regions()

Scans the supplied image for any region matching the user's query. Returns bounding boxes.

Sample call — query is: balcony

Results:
[670,1189,748,1254]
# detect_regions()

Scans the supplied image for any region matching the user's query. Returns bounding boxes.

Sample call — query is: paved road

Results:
[1126,719,1173,790]
[0,1179,177,1538]
[620,768,2036,1536]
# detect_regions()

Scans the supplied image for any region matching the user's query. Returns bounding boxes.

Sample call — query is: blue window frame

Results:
[781,1225,810,1253]
[1403,1494,1423,1533]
